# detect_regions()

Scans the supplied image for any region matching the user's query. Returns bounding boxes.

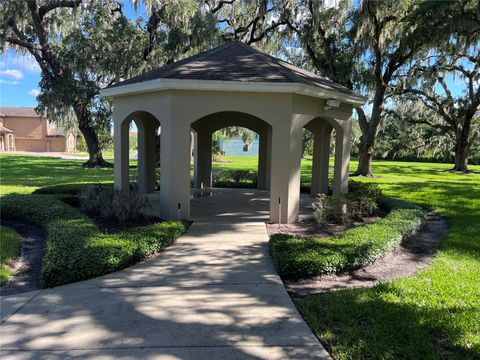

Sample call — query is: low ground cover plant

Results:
[0,226,21,284]
[0,195,187,287]
[270,199,426,277]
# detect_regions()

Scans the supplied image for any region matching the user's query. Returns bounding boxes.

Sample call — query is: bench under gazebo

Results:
[100,42,366,223]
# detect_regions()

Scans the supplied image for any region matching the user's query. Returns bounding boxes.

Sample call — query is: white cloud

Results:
[0,69,24,79]
[28,88,41,97]
[0,52,41,74]
[0,79,19,85]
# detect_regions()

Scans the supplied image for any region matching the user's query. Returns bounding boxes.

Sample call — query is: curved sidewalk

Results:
[1,189,329,359]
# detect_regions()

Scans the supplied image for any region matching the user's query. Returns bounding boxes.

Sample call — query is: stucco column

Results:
[160,117,191,220]
[257,126,272,190]
[311,122,333,196]
[332,117,352,195]
[194,129,212,189]
[114,118,130,191]
[137,118,157,193]
[269,116,303,223]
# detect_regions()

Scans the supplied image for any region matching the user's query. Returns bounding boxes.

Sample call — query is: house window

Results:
[243,144,249,152]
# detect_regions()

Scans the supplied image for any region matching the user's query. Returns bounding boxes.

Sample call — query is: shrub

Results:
[270,199,426,278]
[0,194,187,287]
[79,184,150,224]
[312,181,383,225]
[211,169,257,188]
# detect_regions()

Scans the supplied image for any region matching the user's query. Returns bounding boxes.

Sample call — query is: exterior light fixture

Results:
[278,197,282,225]
[326,99,341,108]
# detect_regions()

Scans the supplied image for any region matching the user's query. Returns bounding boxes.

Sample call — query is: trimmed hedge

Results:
[270,200,426,278]
[0,194,187,287]
[33,182,113,195]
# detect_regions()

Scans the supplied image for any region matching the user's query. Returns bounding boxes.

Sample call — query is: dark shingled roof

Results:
[107,42,354,95]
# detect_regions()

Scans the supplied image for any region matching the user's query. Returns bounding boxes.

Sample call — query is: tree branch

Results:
[247,19,287,44]
[38,0,81,20]
[206,0,236,14]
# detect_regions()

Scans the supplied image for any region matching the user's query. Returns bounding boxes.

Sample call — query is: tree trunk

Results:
[73,102,111,167]
[452,117,472,172]
[353,87,386,177]
[453,142,469,172]
[355,139,375,177]
[78,124,111,167]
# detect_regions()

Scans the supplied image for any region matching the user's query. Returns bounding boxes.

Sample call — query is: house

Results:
[0,107,76,152]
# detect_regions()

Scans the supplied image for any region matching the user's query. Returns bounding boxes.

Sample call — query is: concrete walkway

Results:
[0,189,328,359]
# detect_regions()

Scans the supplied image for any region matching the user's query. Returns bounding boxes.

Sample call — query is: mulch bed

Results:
[266,215,384,238]
[283,213,448,298]
[0,220,46,296]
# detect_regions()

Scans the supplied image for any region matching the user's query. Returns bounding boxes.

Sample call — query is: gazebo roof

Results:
[102,42,365,105]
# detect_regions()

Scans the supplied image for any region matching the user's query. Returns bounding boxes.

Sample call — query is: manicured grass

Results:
[0,154,114,194]
[270,201,426,277]
[0,194,187,287]
[297,164,480,359]
[67,150,116,158]
[1,154,479,357]
[0,226,21,284]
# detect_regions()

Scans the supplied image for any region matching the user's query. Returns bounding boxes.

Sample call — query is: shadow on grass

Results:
[299,282,480,360]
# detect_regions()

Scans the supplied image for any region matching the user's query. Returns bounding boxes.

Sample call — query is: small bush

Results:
[270,199,426,278]
[312,181,383,225]
[79,184,150,224]
[212,169,257,188]
[0,194,187,287]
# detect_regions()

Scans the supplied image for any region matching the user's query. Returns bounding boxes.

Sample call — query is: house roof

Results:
[0,107,45,118]
[0,126,14,133]
[104,42,365,105]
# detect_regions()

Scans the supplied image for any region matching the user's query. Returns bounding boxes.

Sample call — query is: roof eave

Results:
[100,79,367,107]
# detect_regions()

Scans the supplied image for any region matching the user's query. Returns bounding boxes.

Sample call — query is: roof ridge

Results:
[110,42,232,89]
[161,42,236,79]
[238,43,299,83]
[239,43,352,91]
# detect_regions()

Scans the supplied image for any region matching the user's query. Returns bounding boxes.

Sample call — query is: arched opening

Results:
[190,111,272,220]
[210,126,260,188]
[118,111,161,195]
[191,111,272,191]
[303,117,345,197]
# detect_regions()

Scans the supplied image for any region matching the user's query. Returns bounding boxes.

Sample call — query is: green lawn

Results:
[0,154,114,194]
[217,155,480,358]
[297,163,480,359]
[0,225,21,284]
[0,153,479,357]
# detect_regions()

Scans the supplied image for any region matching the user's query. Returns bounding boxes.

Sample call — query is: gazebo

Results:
[100,42,366,223]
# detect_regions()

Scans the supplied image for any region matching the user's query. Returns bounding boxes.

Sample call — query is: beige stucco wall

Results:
[112,89,354,223]
[2,115,66,152]
[3,116,45,139]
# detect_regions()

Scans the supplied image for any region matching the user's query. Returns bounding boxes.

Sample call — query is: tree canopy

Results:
[1,0,478,171]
